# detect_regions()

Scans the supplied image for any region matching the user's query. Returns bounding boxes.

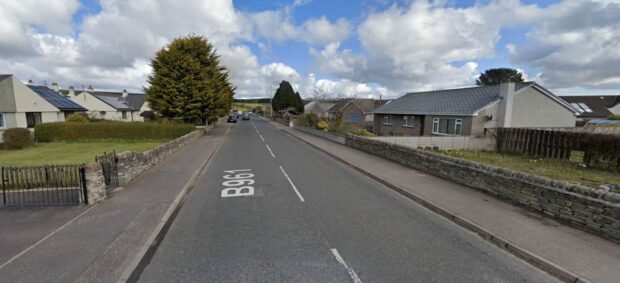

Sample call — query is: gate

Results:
[96,151,119,192]
[1,165,88,206]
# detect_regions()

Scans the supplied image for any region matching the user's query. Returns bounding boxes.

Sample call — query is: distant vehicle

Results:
[242,112,250,120]
[227,115,238,123]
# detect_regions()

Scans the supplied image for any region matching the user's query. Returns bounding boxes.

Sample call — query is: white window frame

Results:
[383,115,392,125]
[403,115,414,127]
[0,113,5,129]
[432,118,463,136]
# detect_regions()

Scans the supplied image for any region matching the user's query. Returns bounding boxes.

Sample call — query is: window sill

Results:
[402,125,414,128]
[431,132,461,136]
[383,124,393,126]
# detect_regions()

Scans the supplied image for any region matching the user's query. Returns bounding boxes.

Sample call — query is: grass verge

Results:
[436,150,620,188]
[0,140,168,166]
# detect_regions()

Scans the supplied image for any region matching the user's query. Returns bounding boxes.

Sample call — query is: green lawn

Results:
[0,141,168,166]
[436,150,620,188]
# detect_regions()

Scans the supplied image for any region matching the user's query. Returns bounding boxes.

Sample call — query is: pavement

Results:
[138,117,557,282]
[278,121,620,283]
[0,123,231,283]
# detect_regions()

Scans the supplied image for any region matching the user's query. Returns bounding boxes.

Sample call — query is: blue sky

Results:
[1,0,618,98]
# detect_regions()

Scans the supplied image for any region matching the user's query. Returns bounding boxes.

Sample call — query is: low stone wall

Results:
[369,136,494,151]
[293,125,345,144]
[116,130,204,185]
[346,134,620,242]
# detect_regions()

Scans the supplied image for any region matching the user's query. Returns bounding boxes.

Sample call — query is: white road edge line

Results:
[0,203,98,269]
[330,248,362,283]
[265,144,276,158]
[259,134,265,142]
[279,166,305,202]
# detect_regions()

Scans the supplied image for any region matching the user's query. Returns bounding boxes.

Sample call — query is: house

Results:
[559,95,620,122]
[304,100,337,118]
[326,99,388,130]
[0,75,87,142]
[67,87,150,121]
[373,82,577,137]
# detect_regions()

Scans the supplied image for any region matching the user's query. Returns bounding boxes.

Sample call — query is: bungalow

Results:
[0,75,87,142]
[373,82,577,137]
[327,99,388,130]
[66,87,150,121]
[559,95,620,123]
[304,100,337,118]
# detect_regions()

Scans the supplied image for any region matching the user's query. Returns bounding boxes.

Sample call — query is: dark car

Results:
[227,115,238,123]
[242,112,250,120]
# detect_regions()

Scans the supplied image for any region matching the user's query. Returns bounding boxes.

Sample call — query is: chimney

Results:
[122,89,128,98]
[87,85,94,92]
[51,82,59,92]
[68,86,75,97]
[497,82,515,128]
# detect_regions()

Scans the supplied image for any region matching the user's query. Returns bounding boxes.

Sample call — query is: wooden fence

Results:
[496,128,620,169]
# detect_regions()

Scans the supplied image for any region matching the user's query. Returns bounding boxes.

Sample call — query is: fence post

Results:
[80,166,89,205]
[1,167,5,205]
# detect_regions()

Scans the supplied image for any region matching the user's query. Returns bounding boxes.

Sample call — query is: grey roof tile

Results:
[374,83,534,116]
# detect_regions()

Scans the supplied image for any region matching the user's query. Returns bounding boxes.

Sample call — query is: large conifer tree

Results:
[146,35,234,124]
[271,80,303,114]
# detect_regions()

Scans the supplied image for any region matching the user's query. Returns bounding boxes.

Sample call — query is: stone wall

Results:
[116,130,204,185]
[293,125,345,144]
[83,163,106,204]
[346,134,620,241]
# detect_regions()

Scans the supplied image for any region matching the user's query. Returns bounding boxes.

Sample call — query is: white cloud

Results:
[508,0,620,89]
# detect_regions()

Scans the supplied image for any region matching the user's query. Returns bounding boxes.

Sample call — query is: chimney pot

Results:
[51,82,59,92]
[122,89,128,98]
[68,86,75,97]
[87,85,94,92]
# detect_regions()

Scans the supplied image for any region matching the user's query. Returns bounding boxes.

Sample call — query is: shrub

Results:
[66,114,89,122]
[35,122,195,142]
[3,128,33,150]
[316,120,330,131]
[607,114,620,120]
[351,129,376,137]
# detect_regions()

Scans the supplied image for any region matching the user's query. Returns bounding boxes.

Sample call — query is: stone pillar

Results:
[84,163,107,204]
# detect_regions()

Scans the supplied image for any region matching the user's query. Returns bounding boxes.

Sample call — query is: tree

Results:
[272,80,303,113]
[475,68,524,86]
[145,35,234,124]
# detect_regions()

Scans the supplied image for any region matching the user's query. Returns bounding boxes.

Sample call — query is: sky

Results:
[1,0,619,99]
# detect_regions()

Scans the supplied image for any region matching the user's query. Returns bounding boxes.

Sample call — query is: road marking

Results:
[279,166,305,202]
[0,204,98,269]
[259,134,265,142]
[265,144,276,158]
[330,248,362,283]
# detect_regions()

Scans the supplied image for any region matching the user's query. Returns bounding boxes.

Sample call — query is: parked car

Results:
[227,115,238,123]
[242,112,250,120]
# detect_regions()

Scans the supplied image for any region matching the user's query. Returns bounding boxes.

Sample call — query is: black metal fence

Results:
[96,151,119,192]
[1,165,88,206]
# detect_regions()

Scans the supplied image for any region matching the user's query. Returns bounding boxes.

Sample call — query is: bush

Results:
[35,122,195,142]
[316,120,330,131]
[607,114,620,120]
[3,128,33,150]
[351,129,376,137]
[66,114,89,122]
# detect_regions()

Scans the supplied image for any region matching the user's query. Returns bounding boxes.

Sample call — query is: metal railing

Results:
[1,164,88,206]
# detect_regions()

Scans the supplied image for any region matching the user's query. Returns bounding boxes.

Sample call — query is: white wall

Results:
[369,136,495,151]
[510,87,576,128]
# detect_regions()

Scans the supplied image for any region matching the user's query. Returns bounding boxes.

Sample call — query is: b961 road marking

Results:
[221,169,255,198]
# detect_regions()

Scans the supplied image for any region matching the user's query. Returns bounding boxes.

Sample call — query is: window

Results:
[432,118,463,135]
[570,103,593,113]
[578,103,592,113]
[99,111,107,117]
[26,112,42,128]
[0,113,5,128]
[383,115,392,125]
[347,114,360,122]
[403,116,414,127]
[122,111,128,119]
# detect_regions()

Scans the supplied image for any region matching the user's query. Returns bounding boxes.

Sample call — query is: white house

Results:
[0,75,87,142]
[67,87,150,121]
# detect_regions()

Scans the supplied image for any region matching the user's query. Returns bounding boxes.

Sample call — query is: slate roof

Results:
[327,99,386,114]
[27,85,87,111]
[90,91,146,111]
[373,83,535,116]
[560,95,620,118]
[0,74,12,81]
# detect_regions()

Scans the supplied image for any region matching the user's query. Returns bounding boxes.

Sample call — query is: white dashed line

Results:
[259,134,265,142]
[265,144,276,158]
[279,166,305,202]
[330,248,362,283]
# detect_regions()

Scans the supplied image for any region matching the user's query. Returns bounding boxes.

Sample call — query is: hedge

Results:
[3,128,33,149]
[35,122,195,142]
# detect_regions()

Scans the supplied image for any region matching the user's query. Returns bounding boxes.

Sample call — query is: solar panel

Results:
[28,85,87,111]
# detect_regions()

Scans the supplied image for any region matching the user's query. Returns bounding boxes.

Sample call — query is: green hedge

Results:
[3,128,33,149]
[35,122,195,142]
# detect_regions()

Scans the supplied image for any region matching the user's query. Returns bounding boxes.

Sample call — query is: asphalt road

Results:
[138,117,557,282]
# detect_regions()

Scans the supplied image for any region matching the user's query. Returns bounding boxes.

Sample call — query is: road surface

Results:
[138,117,556,282]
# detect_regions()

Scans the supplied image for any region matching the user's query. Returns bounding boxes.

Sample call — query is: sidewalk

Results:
[0,123,230,283]
[282,125,620,283]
